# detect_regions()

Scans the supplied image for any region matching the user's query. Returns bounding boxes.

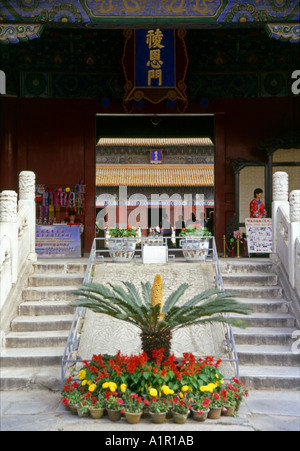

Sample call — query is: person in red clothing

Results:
[250,188,267,218]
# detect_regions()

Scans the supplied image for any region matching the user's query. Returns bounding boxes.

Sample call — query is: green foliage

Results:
[72,280,251,337]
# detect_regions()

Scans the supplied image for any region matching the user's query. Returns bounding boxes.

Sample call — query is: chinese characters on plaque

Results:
[122,28,188,111]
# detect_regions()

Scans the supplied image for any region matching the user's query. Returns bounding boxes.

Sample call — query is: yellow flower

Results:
[207,383,216,393]
[149,388,158,397]
[102,382,109,389]
[81,379,87,386]
[179,392,184,399]
[181,385,189,392]
[78,370,86,380]
[168,389,174,395]
[120,384,127,393]
[221,379,224,385]
[89,384,97,392]
[87,380,93,386]
[215,374,219,379]
[108,382,117,392]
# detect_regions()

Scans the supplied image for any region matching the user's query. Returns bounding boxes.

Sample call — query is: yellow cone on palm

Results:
[151,274,165,321]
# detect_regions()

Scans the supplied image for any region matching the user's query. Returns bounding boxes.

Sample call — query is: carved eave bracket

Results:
[0,24,44,44]
[265,23,300,43]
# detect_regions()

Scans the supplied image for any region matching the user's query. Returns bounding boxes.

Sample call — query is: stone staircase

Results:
[0,260,87,391]
[220,259,300,391]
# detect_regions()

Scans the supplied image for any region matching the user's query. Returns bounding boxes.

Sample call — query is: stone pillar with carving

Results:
[18,171,36,259]
[289,190,300,288]
[0,190,18,284]
[272,172,289,254]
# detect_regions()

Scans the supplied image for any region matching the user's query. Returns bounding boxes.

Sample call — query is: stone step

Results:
[22,286,79,302]
[239,365,300,390]
[28,274,84,287]
[224,285,283,298]
[233,327,295,346]
[5,330,69,348]
[236,344,300,366]
[19,301,75,316]
[33,259,87,275]
[231,312,296,328]
[220,259,274,274]
[0,366,61,391]
[222,274,278,286]
[11,315,74,332]
[0,347,65,367]
[233,297,290,314]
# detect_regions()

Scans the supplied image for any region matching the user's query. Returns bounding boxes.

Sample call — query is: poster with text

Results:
[245,218,273,254]
[35,225,81,258]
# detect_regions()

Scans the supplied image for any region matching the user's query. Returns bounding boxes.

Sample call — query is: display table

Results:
[35,224,81,258]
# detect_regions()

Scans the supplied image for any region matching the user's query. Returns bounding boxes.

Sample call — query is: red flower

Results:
[62,397,69,406]
[202,398,211,409]
[214,393,220,401]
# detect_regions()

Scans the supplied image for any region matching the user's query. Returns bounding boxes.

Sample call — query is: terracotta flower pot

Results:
[76,406,89,417]
[125,412,143,424]
[222,405,236,416]
[150,411,167,424]
[69,403,79,415]
[107,409,122,422]
[172,411,188,424]
[89,407,105,419]
[192,409,209,422]
[208,407,222,419]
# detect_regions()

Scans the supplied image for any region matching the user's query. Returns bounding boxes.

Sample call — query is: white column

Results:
[289,190,300,288]
[19,171,36,260]
[0,190,18,283]
[272,172,289,253]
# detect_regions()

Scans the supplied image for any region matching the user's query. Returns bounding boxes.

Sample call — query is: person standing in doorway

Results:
[250,188,267,218]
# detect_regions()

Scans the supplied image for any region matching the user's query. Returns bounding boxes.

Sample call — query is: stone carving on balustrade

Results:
[0,191,18,223]
[19,171,36,201]
[273,171,289,202]
[290,190,300,223]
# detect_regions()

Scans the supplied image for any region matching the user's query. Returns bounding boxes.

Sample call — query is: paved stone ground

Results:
[1,389,299,432]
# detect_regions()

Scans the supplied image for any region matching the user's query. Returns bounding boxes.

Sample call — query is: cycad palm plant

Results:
[72,274,250,360]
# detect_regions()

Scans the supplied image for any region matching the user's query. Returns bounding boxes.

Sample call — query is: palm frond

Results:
[162,283,189,315]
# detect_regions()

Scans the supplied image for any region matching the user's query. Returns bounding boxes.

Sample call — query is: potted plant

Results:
[72,274,250,361]
[77,398,90,417]
[105,393,124,422]
[149,395,169,424]
[89,393,106,419]
[179,224,212,261]
[191,393,211,422]
[64,388,82,415]
[207,392,222,419]
[123,393,144,424]
[170,393,193,424]
[226,378,249,412]
[107,225,137,262]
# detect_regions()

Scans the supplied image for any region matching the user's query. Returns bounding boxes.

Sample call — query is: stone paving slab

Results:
[1,389,299,432]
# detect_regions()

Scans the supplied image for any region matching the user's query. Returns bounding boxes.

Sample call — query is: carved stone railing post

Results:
[19,171,36,259]
[272,172,289,253]
[289,190,300,288]
[0,190,18,284]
